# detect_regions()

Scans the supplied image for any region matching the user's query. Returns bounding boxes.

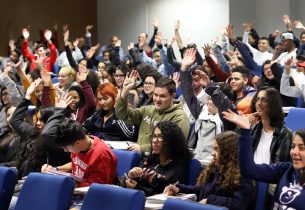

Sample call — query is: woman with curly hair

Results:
[164,131,253,210]
[122,121,193,196]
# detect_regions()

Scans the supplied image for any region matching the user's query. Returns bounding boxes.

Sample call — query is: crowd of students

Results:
[0,14,305,210]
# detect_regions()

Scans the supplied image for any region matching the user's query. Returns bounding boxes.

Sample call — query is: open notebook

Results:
[46,168,85,182]
[145,193,197,209]
[104,141,136,150]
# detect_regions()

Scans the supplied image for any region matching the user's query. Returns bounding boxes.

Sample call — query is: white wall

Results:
[229,0,305,39]
[97,0,229,57]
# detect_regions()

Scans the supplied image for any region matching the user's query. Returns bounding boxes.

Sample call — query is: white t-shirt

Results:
[254,129,273,164]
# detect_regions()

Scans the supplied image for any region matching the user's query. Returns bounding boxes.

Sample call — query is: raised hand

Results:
[167,37,176,48]
[26,78,42,99]
[44,30,52,41]
[85,24,94,33]
[170,72,180,88]
[284,56,294,74]
[22,28,30,40]
[115,39,122,47]
[202,43,211,56]
[8,39,15,51]
[222,109,250,129]
[226,24,236,40]
[152,17,159,29]
[242,22,251,32]
[128,42,134,50]
[77,69,88,83]
[283,15,291,25]
[272,29,281,37]
[121,71,137,99]
[62,24,68,33]
[210,36,218,48]
[73,38,80,48]
[63,30,70,43]
[55,93,73,109]
[181,48,196,71]
[195,70,210,87]
[294,20,305,30]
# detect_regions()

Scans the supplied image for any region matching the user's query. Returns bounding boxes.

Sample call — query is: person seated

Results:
[41,94,117,187]
[65,70,96,124]
[83,83,135,141]
[164,131,253,210]
[222,110,305,210]
[0,106,19,167]
[12,80,70,179]
[115,73,189,153]
[122,121,192,196]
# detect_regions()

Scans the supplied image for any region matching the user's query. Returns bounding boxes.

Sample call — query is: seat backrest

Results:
[112,149,141,176]
[15,172,74,210]
[285,107,305,131]
[254,181,269,210]
[187,159,201,185]
[162,198,228,210]
[0,167,17,210]
[81,183,145,210]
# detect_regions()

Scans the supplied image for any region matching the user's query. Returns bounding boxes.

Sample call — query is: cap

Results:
[281,32,294,40]
[296,50,305,61]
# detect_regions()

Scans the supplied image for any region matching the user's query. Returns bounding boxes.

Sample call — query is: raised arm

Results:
[222,110,291,183]
[180,48,201,119]
[148,17,159,49]
[10,80,40,137]
[21,28,35,63]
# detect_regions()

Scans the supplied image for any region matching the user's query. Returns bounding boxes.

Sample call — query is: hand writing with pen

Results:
[125,167,143,189]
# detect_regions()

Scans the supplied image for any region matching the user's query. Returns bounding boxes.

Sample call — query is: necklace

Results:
[86,139,92,151]
[81,138,92,153]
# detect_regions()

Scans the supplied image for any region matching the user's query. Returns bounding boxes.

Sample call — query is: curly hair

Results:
[152,121,193,165]
[197,131,241,190]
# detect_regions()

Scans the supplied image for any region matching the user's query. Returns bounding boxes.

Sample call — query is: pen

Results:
[173,181,179,186]
[124,173,129,179]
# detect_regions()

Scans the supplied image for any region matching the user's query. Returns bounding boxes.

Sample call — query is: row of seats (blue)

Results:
[0,167,226,210]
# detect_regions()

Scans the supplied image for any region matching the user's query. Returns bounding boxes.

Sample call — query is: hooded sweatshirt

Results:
[115,97,189,153]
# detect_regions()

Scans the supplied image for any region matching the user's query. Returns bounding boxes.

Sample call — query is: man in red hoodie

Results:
[21,28,57,72]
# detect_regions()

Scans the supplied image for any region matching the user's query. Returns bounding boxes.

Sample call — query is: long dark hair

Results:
[16,106,54,178]
[251,86,284,127]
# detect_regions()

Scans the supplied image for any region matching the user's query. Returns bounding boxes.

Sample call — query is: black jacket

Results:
[82,109,135,141]
[11,98,70,178]
[178,168,253,210]
[251,122,292,163]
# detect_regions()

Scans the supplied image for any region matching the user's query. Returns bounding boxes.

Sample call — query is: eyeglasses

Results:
[144,82,155,86]
[152,134,163,143]
[114,74,125,78]
[254,96,268,104]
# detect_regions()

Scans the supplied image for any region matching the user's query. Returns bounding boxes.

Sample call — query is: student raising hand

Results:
[222,109,251,129]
